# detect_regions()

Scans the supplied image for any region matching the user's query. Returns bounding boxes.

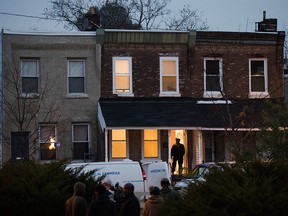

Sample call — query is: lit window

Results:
[39,125,56,160]
[113,57,133,96]
[111,130,127,158]
[204,58,223,98]
[72,124,89,160]
[21,59,39,94]
[143,129,158,158]
[160,57,179,96]
[249,59,268,98]
[68,60,85,94]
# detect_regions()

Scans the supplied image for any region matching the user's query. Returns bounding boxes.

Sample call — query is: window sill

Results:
[21,93,40,98]
[203,91,223,98]
[159,93,181,97]
[248,92,270,99]
[115,93,134,97]
[66,93,89,99]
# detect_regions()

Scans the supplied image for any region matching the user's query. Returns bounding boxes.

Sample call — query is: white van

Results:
[142,161,171,190]
[66,160,145,193]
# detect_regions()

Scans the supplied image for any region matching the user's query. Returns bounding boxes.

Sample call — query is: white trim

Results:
[2,29,96,36]
[112,57,133,96]
[249,58,269,98]
[141,129,161,161]
[159,56,180,96]
[97,103,107,131]
[203,57,223,98]
[67,59,86,94]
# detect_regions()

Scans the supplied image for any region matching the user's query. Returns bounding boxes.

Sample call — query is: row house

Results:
[96,29,285,171]
[0,30,100,165]
[0,28,285,173]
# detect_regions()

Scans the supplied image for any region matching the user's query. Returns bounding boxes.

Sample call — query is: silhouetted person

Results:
[171,138,185,175]
[66,182,88,216]
[117,183,140,216]
[88,184,116,216]
[160,178,179,201]
[142,186,164,216]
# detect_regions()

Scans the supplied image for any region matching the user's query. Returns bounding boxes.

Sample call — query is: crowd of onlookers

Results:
[65,177,179,216]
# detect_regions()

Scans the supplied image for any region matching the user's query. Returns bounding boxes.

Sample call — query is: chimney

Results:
[263,11,266,21]
[255,11,277,32]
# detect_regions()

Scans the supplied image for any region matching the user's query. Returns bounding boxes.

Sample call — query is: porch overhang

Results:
[97,98,266,131]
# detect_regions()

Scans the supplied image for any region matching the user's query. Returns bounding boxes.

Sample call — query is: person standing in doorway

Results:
[171,138,185,175]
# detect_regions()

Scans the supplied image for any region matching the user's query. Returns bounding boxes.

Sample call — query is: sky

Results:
[0,0,287,32]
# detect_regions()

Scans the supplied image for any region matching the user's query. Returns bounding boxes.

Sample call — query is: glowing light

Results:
[49,137,56,150]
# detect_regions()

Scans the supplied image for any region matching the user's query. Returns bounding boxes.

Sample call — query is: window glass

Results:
[144,129,158,158]
[72,124,89,160]
[39,125,56,160]
[112,130,127,158]
[68,60,85,93]
[251,60,265,92]
[113,57,132,94]
[160,57,179,94]
[205,59,222,92]
[21,60,39,93]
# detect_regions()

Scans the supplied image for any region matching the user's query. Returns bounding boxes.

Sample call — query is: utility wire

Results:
[0,12,64,22]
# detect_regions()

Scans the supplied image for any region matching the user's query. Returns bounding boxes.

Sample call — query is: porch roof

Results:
[98,98,265,130]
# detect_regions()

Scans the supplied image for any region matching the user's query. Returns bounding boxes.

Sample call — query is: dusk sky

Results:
[0,0,287,32]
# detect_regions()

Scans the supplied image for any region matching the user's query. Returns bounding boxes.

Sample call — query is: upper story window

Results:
[204,58,223,98]
[68,59,86,96]
[39,124,56,160]
[143,129,159,159]
[72,123,89,160]
[21,59,39,95]
[113,57,133,96]
[111,129,127,159]
[249,58,269,98]
[160,57,180,97]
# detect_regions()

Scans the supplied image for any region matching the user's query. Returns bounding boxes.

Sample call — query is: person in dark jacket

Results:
[65,181,88,216]
[142,186,164,216]
[160,178,179,201]
[171,138,185,175]
[88,184,116,216]
[117,183,140,216]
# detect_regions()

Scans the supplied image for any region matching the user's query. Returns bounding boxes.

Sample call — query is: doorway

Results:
[170,130,188,174]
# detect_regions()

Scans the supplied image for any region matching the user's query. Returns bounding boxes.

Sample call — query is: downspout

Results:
[168,130,171,175]
[0,30,3,167]
[105,129,108,162]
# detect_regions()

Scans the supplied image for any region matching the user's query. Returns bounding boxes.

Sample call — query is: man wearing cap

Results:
[171,138,185,175]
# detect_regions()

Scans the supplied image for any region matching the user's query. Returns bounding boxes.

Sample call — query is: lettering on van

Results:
[150,169,166,173]
[93,171,120,176]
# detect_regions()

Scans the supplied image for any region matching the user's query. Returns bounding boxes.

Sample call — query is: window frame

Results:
[67,59,87,97]
[249,58,269,98]
[203,57,223,98]
[142,129,160,161]
[72,123,90,160]
[112,57,133,97]
[21,59,39,96]
[159,56,180,97]
[39,124,57,161]
[111,129,128,160]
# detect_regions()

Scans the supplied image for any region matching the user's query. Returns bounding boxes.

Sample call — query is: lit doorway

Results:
[170,130,188,174]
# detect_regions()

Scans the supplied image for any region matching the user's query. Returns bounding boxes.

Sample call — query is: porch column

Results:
[105,129,108,162]
[198,130,203,164]
[168,130,171,175]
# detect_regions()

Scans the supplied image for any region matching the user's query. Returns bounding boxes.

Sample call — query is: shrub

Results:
[164,161,288,216]
[0,159,101,216]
